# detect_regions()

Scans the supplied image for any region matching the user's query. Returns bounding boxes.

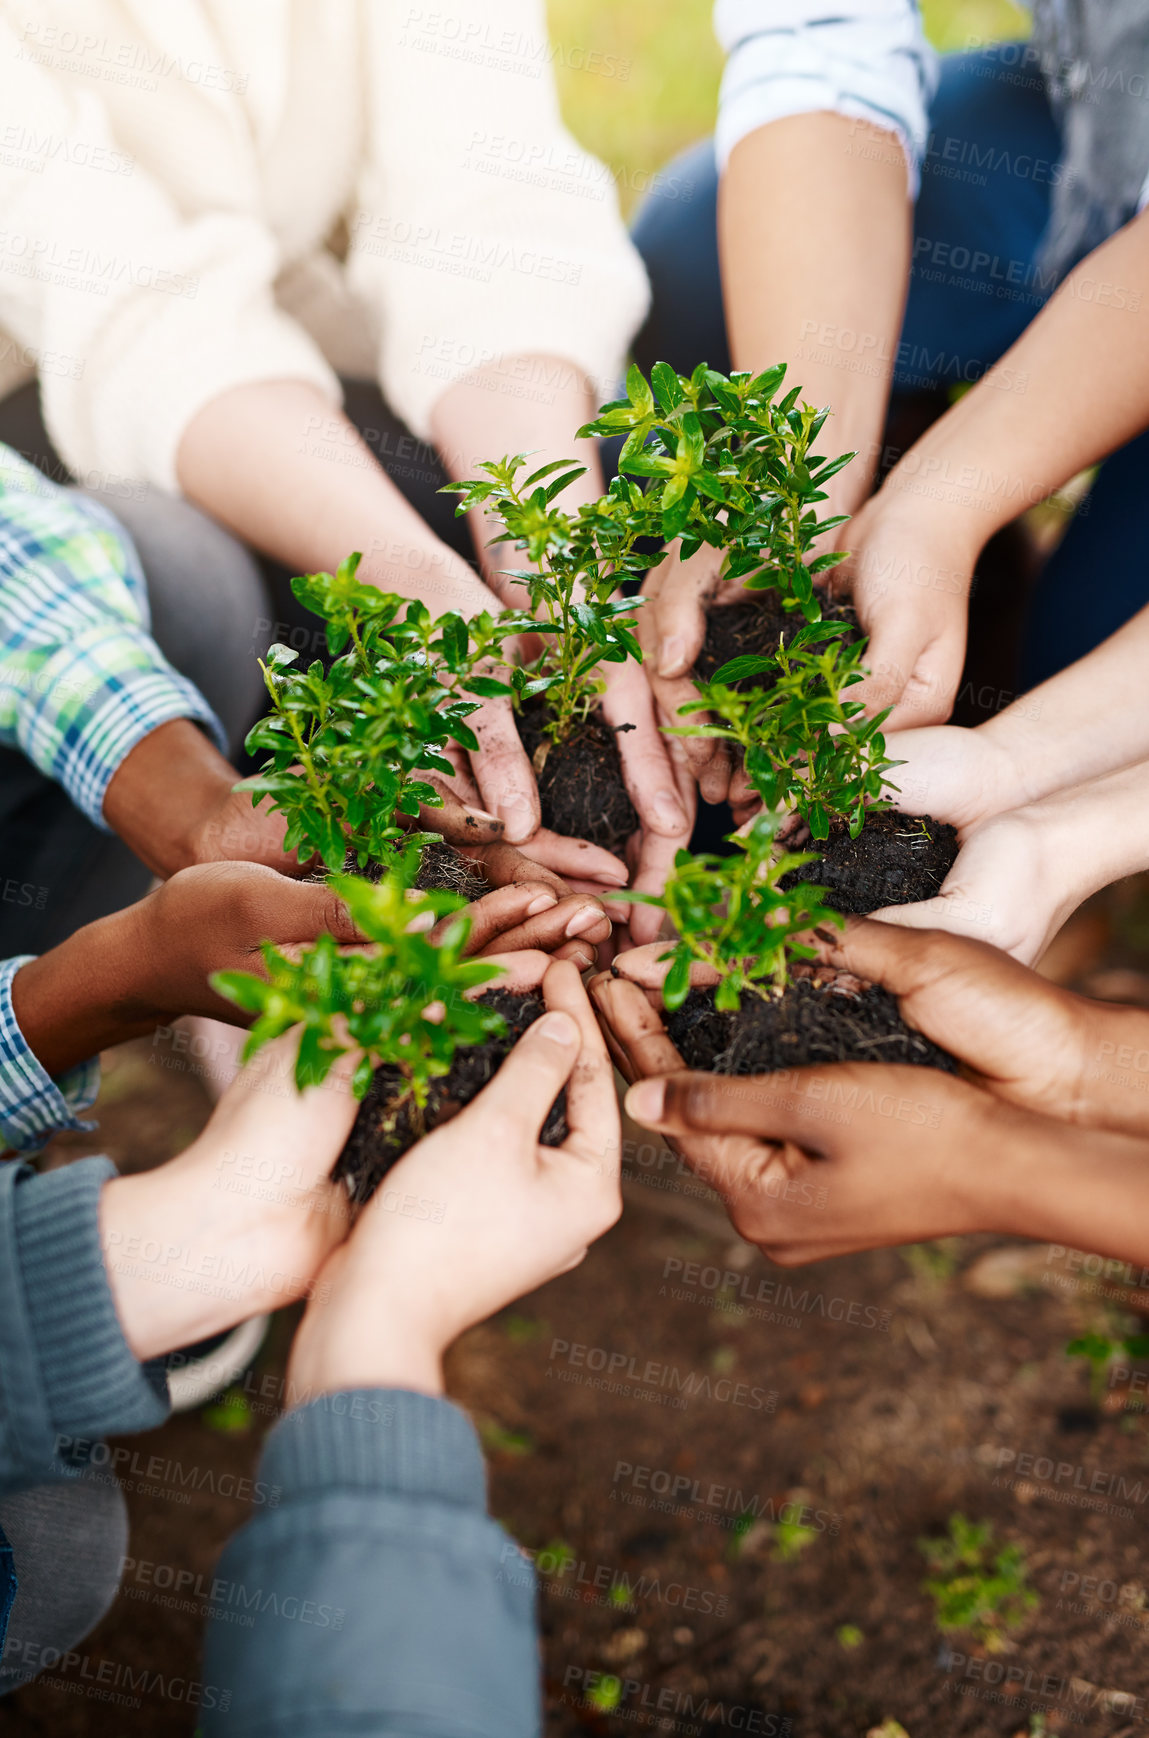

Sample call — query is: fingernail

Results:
[651,790,687,833]
[565,905,602,938]
[525,893,558,916]
[625,1079,665,1123]
[659,635,688,678]
[464,805,502,830]
[535,1010,578,1047]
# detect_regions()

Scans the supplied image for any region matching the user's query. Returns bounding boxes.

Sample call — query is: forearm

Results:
[718,115,912,513]
[9,906,154,1081]
[431,356,605,597]
[978,604,1149,802]
[984,1109,1149,1269]
[176,381,497,618]
[882,210,1149,547]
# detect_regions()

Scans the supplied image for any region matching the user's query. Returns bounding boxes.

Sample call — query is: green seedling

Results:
[444,454,653,749]
[771,1516,820,1563]
[919,1514,1038,1651]
[1066,1331,1149,1404]
[211,839,505,1116]
[239,552,531,869]
[836,1624,864,1650]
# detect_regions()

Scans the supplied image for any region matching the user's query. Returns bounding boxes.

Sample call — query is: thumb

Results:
[280,879,364,947]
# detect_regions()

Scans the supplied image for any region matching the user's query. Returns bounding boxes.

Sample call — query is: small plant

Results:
[1066,1330,1149,1404]
[919,1514,1038,1651]
[771,1514,820,1563]
[211,839,506,1115]
[239,553,531,869]
[627,809,842,1011]
[836,1624,864,1650]
[444,454,653,752]
[676,621,899,842]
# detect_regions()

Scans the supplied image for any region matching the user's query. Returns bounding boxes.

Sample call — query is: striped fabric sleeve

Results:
[0,444,226,830]
[0,956,99,1156]
[713,0,938,192]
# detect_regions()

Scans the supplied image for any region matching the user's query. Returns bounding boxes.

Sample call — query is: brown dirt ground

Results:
[9,878,1149,1738]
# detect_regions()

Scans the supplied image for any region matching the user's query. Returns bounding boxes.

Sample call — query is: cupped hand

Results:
[600,658,695,946]
[623,1057,1011,1265]
[287,959,622,1397]
[879,721,1024,832]
[100,1031,358,1360]
[834,492,977,730]
[867,805,1070,964]
[448,841,612,967]
[815,916,1100,1118]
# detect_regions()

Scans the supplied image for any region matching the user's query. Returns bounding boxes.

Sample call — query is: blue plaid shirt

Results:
[0,444,225,1153]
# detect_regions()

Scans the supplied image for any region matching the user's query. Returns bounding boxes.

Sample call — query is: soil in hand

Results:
[336,986,568,1201]
[666,976,958,1077]
[331,839,492,902]
[694,593,859,687]
[517,695,637,855]
[782,809,959,914]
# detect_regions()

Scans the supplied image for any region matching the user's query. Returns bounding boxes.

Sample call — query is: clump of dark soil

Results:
[782,809,959,914]
[666,977,958,1077]
[336,986,567,1201]
[332,839,491,901]
[694,592,859,686]
[517,695,637,855]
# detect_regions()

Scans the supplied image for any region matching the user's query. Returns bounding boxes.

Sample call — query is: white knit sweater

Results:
[0,0,649,492]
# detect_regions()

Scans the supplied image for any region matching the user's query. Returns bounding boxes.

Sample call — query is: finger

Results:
[609,945,719,991]
[428,883,556,953]
[464,1000,581,1135]
[467,694,541,843]
[283,880,365,946]
[464,840,570,903]
[590,973,686,1081]
[551,936,600,970]
[867,895,1008,949]
[653,546,717,678]
[601,670,689,836]
[418,777,504,846]
[475,894,612,959]
[466,949,550,994]
[542,960,620,1176]
[506,827,629,889]
[626,825,692,948]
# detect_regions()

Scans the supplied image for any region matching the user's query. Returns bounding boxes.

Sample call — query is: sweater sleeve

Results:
[203,1390,540,1738]
[346,0,650,440]
[0,1157,169,1496]
[714,0,937,193]
[0,22,341,493]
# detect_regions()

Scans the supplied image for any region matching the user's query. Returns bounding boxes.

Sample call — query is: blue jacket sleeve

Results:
[203,1389,541,1738]
[0,1155,169,1497]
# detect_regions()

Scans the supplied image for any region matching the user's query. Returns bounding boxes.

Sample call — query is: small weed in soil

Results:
[782,809,959,914]
[337,985,567,1200]
[666,978,958,1077]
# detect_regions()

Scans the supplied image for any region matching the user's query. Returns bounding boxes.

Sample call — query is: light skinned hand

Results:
[834,492,976,730]
[99,1031,358,1360]
[638,541,740,804]
[287,960,622,1398]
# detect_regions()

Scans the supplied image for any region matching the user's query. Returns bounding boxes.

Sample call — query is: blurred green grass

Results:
[546,0,1031,211]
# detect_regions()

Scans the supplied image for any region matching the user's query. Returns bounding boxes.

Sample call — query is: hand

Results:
[99,1031,357,1359]
[287,960,621,1398]
[835,492,978,730]
[880,721,1025,832]
[600,658,694,946]
[595,970,1149,1269]
[638,542,742,804]
[817,915,1149,1138]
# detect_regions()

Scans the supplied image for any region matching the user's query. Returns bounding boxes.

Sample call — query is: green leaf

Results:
[662,950,693,1011]
[626,362,655,416]
[651,361,682,411]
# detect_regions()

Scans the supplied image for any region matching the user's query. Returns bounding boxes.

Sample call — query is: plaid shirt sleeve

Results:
[0,444,226,830]
[0,956,99,1155]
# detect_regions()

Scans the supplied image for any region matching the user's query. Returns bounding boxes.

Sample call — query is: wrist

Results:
[10,904,151,1079]
[102,719,238,877]
[357,537,498,621]
[288,1285,447,1404]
